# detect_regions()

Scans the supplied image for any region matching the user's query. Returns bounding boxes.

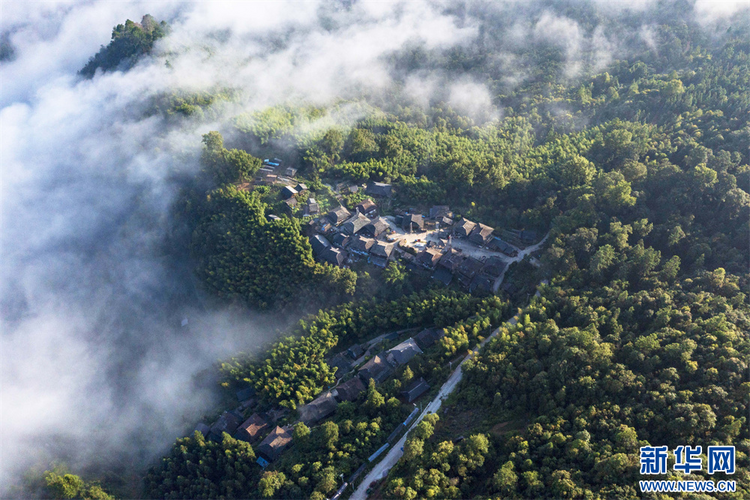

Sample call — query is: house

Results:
[310,235,331,256]
[257,426,293,462]
[365,182,392,197]
[260,174,278,185]
[457,257,485,288]
[321,247,347,267]
[307,198,320,215]
[347,343,365,360]
[502,282,519,295]
[469,224,494,246]
[195,423,210,437]
[429,205,451,219]
[268,214,281,221]
[370,241,395,260]
[482,256,507,278]
[470,274,494,293]
[281,185,298,199]
[355,199,377,217]
[401,378,430,403]
[414,328,446,350]
[341,212,370,235]
[489,237,518,257]
[432,267,453,286]
[235,413,269,443]
[208,411,242,442]
[402,213,424,233]
[332,233,351,248]
[328,352,353,377]
[284,198,298,211]
[358,354,394,384]
[285,167,297,177]
[349,235,376,256]
[333,376,366,402]
[361,217,389,238]
[327,206,352,225]
[295,183,308,193]
[437,216,454,227]
[416,248,442,269]
[520,230,537,245]
[385,338,423,366]
[438,248,466,272]
[299,392,338,425]
[454,219,477,238]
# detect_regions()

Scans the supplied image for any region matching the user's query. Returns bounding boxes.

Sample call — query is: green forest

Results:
[35,2,750,499]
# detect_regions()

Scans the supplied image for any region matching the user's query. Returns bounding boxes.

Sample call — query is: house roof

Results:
[469,223,494,245]
[363,217,389,237]
[257,426,293,461]
[341,212,371,235]
[438,249,465,271]
[371,241,395,259]
[350,235,376,254]
[482,256,507,278]
[347,344,365,359]
[416,248,442,269]
[455,219,476,237]
[284,197,298,208]
[295,183,308,192]
[327,206,352,225]
[458,256,484,279]
[195,423,210,437]
[365,182,392,197]
[386,338,423,366]
[432,267,453,286]
[209,411,242,441]
[321,247,347,267]
[356,199,377,213]
[358,354,393,384]
[414,328,446,350]
[402,213,424,232]
[332,233,351,248]
[328,352,353,377]
[310,235,331,256]
[333,377,366,402]
[401,377,430,403]
[299,392,338,425]
[489,237,518,256]
[281,186,298,199]
[429,205,451,219]
[236,386,256,401]
[470,274,494,293]
[235,413,269,443]
[520,230,537,243]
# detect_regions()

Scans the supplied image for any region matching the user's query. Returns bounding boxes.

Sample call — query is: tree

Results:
[492,461,518,495]
[258,471,286,498]
[365,378,385,414]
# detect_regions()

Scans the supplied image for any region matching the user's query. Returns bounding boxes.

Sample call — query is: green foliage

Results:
[80,15,168,78]
[201,131,262,185]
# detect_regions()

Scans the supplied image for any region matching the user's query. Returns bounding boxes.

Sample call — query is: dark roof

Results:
[328,352,353,377]
[195,423,210,437]
[365,182,392,197]
[362,217,389,237]
[347,344,365,359]
[299,392,338,424]
[454,219,476,237]
[307,198,319,214]
[321,247,347,267]
[281,186,297,199]
[416,248,442,269]
[438,249,466,271]
[429,205,451,219]
[310,235,331,256]
[401,378,430,403]
[295,183,308,192]
[209,411,242,441]
[284,197,298,209]
[327,206,352,225]
[356,199,377,214]
[489,237,518,256]
[350,235,376,254]
[385,338,423,366]
[371,256,388,268]
[432,267,453,286]
[520,230,537,244]
[470,274,494,293]
[458,257,484,280]
[332,233,351,248]
[502,282,519,295]
[257,426,293,461]
[358,354,393,384]
[235,413,269,443]
[333,377,366,402]
[414,328,446,350]
[469,224,494,245]
[341,212,371,235]
[402,213,424,232]
[370,241,395,259]
[236,386,256,401]
[482,256,507,278]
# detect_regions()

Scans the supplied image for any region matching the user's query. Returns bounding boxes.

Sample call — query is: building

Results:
[327,206,352,225]
[370,241,395,260]
[429,205,451,219]
[432,267,453,286]
[299,392,338,425]
[347,344,365,360]
[306,198,320,215]
[469,274,494,293]
[489,237,518,257]
[482,256,507,278]
[284,198,297,211]
[349,235,376,256]
[285,167,297,177]
[208,411,242,442]
[235,413,269,443]
[402,213,424,233]
[520,230,537,245]
[295,183,308,193]
[310,235,331,256]
[281,185,298,199]
[361,217,389,238]
[469,223,494,246]
[416,248,442,269]
[332,233,351,249]
[328,352,353,377]
[333,376,366,402]
[454,219,477,238]
[236,386,256,402]
[438,248,466,272]
[321,247,347,267]
[257,426,293,462]
[341,212,370,235]
[195,423,210,437]
[385,338,423,366]
[365,182,392,197]
[401,378,430,403]
[457,257,485,288]
[355,199,377,217]
[358,354,393,384]
[414,328,446,350]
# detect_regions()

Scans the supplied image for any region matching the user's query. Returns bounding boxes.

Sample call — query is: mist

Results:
[2,0,749,494]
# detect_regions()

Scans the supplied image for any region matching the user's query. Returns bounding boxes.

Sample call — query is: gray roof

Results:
[333,377,366,402]
[370,241,395,259]
[356,199,377,214]
[327,206,352,225]
[414,328,446,350]
[298,392,338,424]
[429,205,451,218]
[417,248,442,269]
[341,212,371,235]
[469,224,494,245]
[358,354,393,384]
[332,233,351,248]
[401,378,430,403]
[386,338,423,366]
[310,235,331,256]
[235,413,269,443]
[209,411,241,441]
[257,426,293,461]
[321,247,347,267]
[350,235,376,254]
[365,182,392,197]
[362,217,389,237]
[402,213,424,232]
[281,186,298,199]
[455,219,476,237]
[328,352,353,377]
[432,267,453,286]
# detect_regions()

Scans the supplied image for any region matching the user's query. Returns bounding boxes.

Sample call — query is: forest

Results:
[28,2,750,499]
